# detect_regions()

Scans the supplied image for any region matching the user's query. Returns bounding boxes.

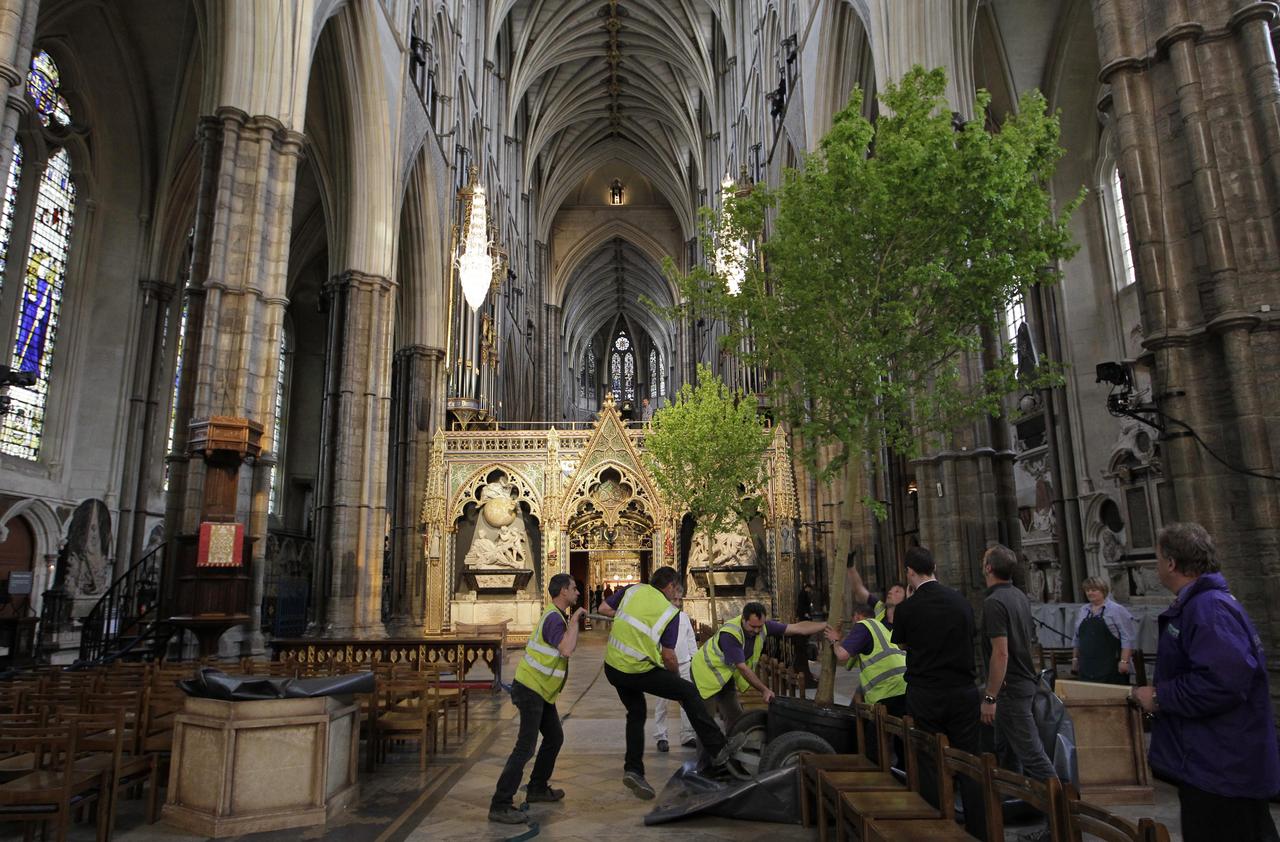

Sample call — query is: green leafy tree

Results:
[643,364,772,626]
[667,66,1079,702]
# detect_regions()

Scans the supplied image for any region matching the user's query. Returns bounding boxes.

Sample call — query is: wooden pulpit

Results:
[163,416,262,656]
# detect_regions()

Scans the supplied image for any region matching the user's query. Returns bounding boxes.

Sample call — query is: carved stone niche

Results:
[463,568,534,595]
[688,566,759,596]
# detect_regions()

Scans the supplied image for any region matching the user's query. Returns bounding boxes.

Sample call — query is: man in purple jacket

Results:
[1131,522,1280,842]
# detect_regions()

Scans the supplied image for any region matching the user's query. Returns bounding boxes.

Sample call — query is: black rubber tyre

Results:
[728,710,770,754]
[758,730,836,772]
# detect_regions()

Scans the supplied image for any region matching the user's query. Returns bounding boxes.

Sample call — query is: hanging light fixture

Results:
[457,171,493,311]
[715,175,748,295]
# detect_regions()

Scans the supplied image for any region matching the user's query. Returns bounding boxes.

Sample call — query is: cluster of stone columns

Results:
[1093,0,1280,693]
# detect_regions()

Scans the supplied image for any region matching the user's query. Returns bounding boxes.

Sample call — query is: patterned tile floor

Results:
[27,628,1277,841]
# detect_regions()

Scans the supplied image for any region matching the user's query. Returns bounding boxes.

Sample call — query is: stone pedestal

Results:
[450,593,542,638]
[462,568,534,594]
[162,695,359,837]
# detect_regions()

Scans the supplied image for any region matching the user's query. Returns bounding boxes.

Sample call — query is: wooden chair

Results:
[862,748,996,842]
[65,710,161,838]
[0,725,110,842]
[836,723,948,842]
[800,701,884,828]
[987,765,1067,842]
[815,708,910,842]
[1060,783,1162,842]
[431,663,470,740]
[372,677,442,771]
[0,713,46,782]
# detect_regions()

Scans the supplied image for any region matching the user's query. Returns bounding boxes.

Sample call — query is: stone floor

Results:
[21,628,1278,841]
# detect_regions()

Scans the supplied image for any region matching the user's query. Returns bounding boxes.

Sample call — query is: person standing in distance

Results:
[1131,523,1280,842]
[1070,576,1137,685]
[652,587,697,752]
[979,544,1057,786]
[489,573,586,825]
[890,546,986,839]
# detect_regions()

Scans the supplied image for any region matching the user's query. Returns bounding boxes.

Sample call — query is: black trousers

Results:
[604,663,726,777]
[492,681,563,808]
[907,684,986,840]
[1179,782,1280,842]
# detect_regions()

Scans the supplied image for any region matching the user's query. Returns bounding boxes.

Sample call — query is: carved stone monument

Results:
[462,474,534,594]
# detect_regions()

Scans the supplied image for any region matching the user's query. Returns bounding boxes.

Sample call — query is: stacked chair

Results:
[799,700,1173,842]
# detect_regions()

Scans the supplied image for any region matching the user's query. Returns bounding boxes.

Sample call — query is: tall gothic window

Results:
[1003,293,1026,367]
[1109,165,1138,290]
[268,325,290,515]
[649,349,657,399]
[611,331,634,402]
[163,299,189,491]
[581,342,595,399]
[0,51,78,460]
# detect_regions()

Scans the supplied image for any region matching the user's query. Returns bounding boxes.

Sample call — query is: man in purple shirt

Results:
[700,602,828,729]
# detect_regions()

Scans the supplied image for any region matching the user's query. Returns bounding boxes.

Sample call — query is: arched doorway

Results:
[566,466,655,606]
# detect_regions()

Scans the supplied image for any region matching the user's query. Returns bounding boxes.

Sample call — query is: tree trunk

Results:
[815,460,858,705]
[704,533,720,627]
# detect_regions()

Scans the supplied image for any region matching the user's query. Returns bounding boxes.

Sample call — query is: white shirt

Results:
[674,612,697,664]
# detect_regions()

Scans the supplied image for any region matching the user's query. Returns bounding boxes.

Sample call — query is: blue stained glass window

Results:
[27,51,71,128]
[0,148,76,460]
[0,142,22,293]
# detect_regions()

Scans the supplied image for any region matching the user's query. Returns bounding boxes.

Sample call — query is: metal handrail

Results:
[78,542,165,663]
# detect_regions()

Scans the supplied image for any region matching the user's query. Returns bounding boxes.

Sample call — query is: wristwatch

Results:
[982,693,997,704]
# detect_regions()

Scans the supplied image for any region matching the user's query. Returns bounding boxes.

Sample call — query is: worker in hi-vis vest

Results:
[826,596,909,767]
[599,565,747,799]
[826,599,909,715]
[489,573,586,825]
[692,601,829,730]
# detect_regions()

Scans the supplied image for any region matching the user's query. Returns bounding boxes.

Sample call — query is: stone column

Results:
[1092,0,1280,692]
[166,110,303,650]
[115,279,176,568]
[387,344,444,634]
[318,270,397,638]
[542,301,561,419]
[0,0,39,184]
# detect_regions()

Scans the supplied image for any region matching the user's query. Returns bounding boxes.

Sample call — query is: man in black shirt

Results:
[981,544,1057,782]
[890,546,986,839]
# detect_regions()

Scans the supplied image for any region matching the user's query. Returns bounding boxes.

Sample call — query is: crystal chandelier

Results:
[457,177,492,311]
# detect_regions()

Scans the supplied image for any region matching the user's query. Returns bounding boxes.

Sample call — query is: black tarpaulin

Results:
[643,761,801,826]
[178,667,375,700]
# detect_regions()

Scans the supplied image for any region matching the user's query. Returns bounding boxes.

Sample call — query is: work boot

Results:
[488,804,529,824]
[711,731,749,768]
[681,737,697,748]
[623,770,656,799]
[525,785,565,803]
[657,739,669,753]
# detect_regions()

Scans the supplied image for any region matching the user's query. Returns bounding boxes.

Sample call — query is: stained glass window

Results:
[610,330,634,402]
[268,328,288,515]
[27,51,71,128]
[0,142,22,294]
[0,148,76,459]
[649,349,657,398]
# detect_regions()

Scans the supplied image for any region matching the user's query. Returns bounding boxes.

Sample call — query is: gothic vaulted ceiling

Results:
[494,0,731,228]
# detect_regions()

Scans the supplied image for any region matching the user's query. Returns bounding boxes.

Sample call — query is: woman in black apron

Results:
[1071,576,1136,685]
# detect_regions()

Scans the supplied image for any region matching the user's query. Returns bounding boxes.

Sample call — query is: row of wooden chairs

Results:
[756,655,807,699]
[800,701,1171,842]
